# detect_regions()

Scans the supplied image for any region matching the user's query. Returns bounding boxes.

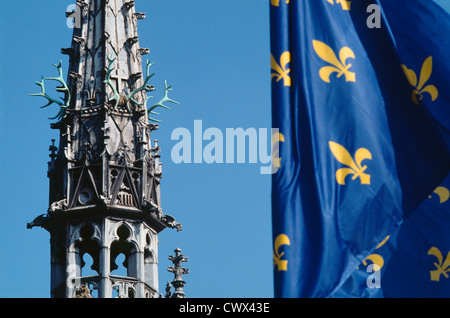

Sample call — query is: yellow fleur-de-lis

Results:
[273,234,290,271]
[272,132,285,169]
[428,186,450,204]
[327,0,351,10]
[271,0,290,6]
[361,235,390,270]
[401,56,438,105]
[313,40,356,83]
[271,51,291,87]
[428,247,450,282]
[328,141,372,185]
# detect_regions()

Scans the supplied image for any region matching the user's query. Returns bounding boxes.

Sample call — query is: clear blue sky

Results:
[0,0,272,298]
[0,0,448,298]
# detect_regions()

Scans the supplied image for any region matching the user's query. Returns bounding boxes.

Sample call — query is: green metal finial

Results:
[127,59,156,106]
[148,81,180,122]
[30,61,71,120]
[103,54,123,111]
[126,59,179,122]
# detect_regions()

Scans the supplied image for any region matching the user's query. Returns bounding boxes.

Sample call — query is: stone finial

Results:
[167,248,189,298]
[164,282,172,298]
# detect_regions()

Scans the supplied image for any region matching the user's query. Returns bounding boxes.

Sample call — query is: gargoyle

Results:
[27,214,48,229]
[161,214,183,232]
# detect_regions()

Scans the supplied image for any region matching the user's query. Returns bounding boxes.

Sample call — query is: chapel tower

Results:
[28,0,182,298]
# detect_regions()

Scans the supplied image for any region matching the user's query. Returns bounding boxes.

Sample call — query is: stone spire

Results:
[28,0,180,298]
[64,0,149,107]
[60,0,177,171]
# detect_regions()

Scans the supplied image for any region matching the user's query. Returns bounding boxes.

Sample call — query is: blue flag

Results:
[334,173,450,297]
[271,0,450,298]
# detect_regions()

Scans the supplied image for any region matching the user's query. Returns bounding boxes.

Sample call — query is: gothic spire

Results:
[29,0,180,219]
[28,0,182,298]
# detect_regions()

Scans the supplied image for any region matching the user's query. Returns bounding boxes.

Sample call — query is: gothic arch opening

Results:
[111,253,128,277]
[76,223,100,276]
[81,253,99,277]
[110,223,137,278]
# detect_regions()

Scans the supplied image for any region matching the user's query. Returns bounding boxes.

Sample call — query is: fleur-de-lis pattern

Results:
[273,234,291,271]
[329,141,372,185]
[428,186,450,204]
[401,56,438,104]
[313,40,356,83]
[326,0,351,11]
[272,132,285,169]
[271,0,290,7]
[271,52,291,87]
[428,247,450,282]
[361,235,390,270]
